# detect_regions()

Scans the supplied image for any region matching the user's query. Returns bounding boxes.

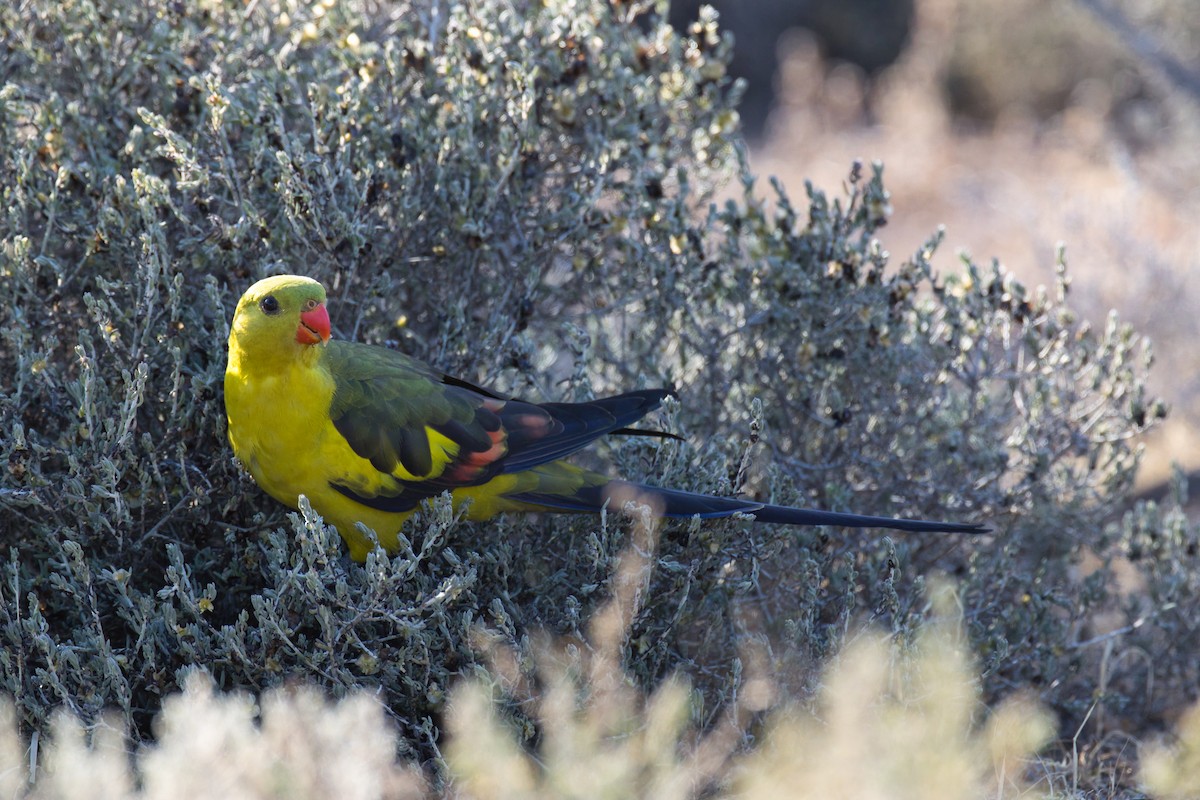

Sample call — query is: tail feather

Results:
[511,480,989,534]
[747,501,989,533]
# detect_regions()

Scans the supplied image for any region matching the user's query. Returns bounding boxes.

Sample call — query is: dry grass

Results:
[0,533,1073,800]
[8,538,1200,799]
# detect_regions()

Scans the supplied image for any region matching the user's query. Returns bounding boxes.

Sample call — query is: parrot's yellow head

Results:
[228,275,331,372]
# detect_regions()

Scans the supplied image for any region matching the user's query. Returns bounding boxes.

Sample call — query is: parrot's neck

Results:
[227,335,324,379]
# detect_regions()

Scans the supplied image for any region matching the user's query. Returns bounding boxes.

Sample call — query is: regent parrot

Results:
[224,275,987,561]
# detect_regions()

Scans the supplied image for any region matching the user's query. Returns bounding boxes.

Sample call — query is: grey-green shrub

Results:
[0,590,1060,800]
[0,0,1186,792]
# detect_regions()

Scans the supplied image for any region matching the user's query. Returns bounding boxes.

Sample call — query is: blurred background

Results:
[671,0,1200,497]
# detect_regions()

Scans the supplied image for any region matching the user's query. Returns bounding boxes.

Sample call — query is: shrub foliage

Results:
[0,0,1194,793]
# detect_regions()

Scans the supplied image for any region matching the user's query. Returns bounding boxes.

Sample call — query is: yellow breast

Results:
[224,353,413,559]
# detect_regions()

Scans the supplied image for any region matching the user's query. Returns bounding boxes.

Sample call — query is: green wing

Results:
[323,340,670,497]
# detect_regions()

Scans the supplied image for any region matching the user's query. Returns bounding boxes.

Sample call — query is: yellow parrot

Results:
[224,275,987,561]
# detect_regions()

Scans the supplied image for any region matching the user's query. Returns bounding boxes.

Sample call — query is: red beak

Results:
[297,303,331,345]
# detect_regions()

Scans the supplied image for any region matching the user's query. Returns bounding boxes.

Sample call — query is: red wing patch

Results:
[438,399,561,483]
[444,424,508,482]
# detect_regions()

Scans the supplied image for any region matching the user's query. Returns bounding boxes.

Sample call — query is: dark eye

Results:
[259,295,280,315]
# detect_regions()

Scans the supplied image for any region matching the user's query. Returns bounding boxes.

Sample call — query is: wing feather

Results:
[322,340,672,508]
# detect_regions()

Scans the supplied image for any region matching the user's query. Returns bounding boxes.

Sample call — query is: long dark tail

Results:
[511,479,989,534]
